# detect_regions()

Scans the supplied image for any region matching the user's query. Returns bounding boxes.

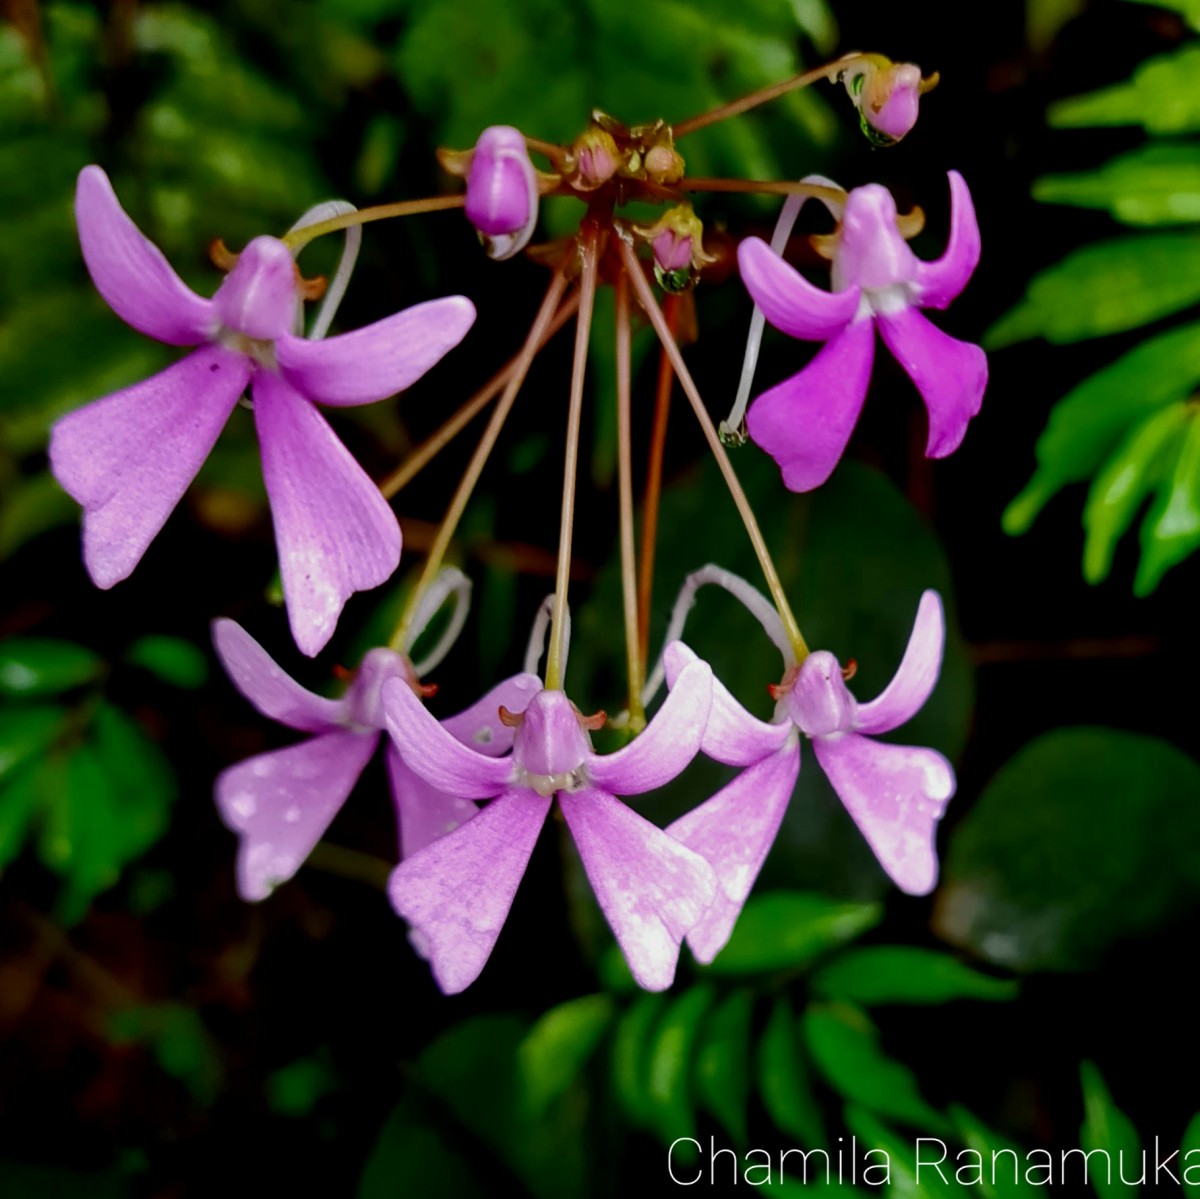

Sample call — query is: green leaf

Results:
[937,727,1200,971]
[1182,1112,1200,1196]
[1079,1061,1141,1199]
[517,993,614,1119]
[0,638,103,697]
[704,892,883,976]
[1082,402,1192,584]
[803,1003,949,1133]
[811,947,1017,1005]
[1133,405,1200,593]
[984,235,1200,349]
[1049,44,1200,133]
[124,634,208,689]
[948,1105,1046,1197]
[645,983,716,1145]
[844,1105,966,1198]
[611,991,669,1130]
[0,764,43,872]
[267,1052,338,1116]
[0,704,66,782]
[758,995,825,1146]
[1124,0,1200,31]
[1003,322,1200,534]
[107,1003,221,1103]
[1035,144,1200,225]
[694,988,754,1145]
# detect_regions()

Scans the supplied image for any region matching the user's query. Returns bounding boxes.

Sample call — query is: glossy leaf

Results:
[1182,1113,1200,1197]
[936,727,1200,971]
[811,947,1017,1006]
[803,1003,949,1132]
[1079,1061,1142,1199]
[518,993,614,1119]
[0,639,103,697]
[645,983,715,1146]
[694,988,754,1146]
[0,704,66,783]
[125,634,208,689]
[844,1104,966,1198]
[758,995,825,1147]
[948,1105,1047,1197]
[1134,406,1200,594]
[704,892,883,976]
[611,991,670,1131]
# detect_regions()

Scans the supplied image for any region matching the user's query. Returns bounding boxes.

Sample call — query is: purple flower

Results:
[50,166,476,655]
[662,591,954,963]
[213,617,541,901]
[739,171,984,492]
[383,655,716,993]
[463,126,540,260]
[841,58,937,145]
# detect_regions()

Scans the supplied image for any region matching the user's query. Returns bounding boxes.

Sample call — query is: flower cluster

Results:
[48,48,981,993]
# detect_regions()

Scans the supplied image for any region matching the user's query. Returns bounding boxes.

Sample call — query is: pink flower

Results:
[464,126,540,259]
[50,166,475,655]
[383,655,716,993]
[663,591,954,963]
[738,171,984,492]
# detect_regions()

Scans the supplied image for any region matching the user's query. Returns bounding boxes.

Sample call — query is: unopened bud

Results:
[570,128,619,190]
[637,205,715,294]
[448,125,539,260]
[841,56,938,146]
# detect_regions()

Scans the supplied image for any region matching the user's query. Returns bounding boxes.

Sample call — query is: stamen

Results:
[498,705,525,729]
[577,708,608,731]
[841,659,858,681]
[209,238,238,271]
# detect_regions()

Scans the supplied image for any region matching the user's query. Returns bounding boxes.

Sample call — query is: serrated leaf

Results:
[611,991,669,1130]
[1082,402,1191,584]
[758,995,825,1146]
[517,993,614,1119]
[694,988,754,1145]
[0,638,103,697]
[844,1104,966,1198]
[1049,45,1200,134]
[1004,322,1200,534]
[936,727,1200,972]
[704,892,883,976]
[811,947,1017,1005]
[803,1003,949,1133]
[1079,1061,1141,1199]
[124,634,208,690]
[1133,405,1200,593]
[984,235,1200,349]
[949,1105,1046,1197]
[646,983,715,1146]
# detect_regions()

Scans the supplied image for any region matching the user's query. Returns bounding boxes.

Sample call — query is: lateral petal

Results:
[211,618,345,733]
[215,729,377,901]
[746,317,875,493]
[381,677,513,799]
[855,591,946,735]
[388,787,551,993]
[666,743,801,964]
[663,642,790,767]
[559,787,717,991]
[439,672,543,755]
[588,658,711,795]
[386,742,479,860]
[50,345,249,588]
[253,370,402,657]
[813,733,954,896]
[914,171,981,310]
[75,165,214,346]
[738,237,861,340]
[276,296,476,407]
[877,307,986,460]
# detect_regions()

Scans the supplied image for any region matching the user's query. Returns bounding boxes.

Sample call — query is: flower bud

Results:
[637,204,715,294]
[452,125,539,260]
[841,56,938,146]
[570,128,619,190]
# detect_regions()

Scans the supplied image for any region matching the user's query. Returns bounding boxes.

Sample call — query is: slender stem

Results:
[618,236,809,662]
[671,53,865,139]
[636,292,680,666]
[524,135,569,167]
[613,271,645,731]
[389,263,573,651]
[544,227,600,691]
[379,291,582,499]
[681,177,847,204]
[283,194,466,251]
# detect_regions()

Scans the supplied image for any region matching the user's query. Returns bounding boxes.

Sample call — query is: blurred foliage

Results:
[994,0,1200,592]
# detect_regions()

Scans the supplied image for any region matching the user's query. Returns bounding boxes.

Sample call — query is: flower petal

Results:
[215,729,377,901]
[440,672,543,755]
[381,677,513,799]
[386,742,479,860]
[813,733,954,895]
[559,787,717,991]
[855,591,945,735]
[746,317,875,493]
[588,658,711,795]
[388,787,551,993]
[50,345,249,588]
[666,743,800,964]
[212,618,344,733]
[75,165,214,345]
[253,370,401,656]
[663,642,790,766]
[876,307,986,460]
[914,171,981,311]
[275,297,476,407]
[738,237,861,340]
